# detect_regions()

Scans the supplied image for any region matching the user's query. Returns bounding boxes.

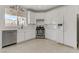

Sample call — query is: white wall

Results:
[0,6,6,26]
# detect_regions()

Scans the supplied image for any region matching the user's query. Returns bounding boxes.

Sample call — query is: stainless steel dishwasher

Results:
[2,30,17,48]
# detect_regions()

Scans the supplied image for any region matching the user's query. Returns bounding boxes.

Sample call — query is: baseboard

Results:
[17,38,35,44]
[2,43,17,48]
[45,38,77,49]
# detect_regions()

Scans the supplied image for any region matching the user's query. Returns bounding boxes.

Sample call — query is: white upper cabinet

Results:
[28,11,36,25]
[45,11,58,25]
[17,6,27,27]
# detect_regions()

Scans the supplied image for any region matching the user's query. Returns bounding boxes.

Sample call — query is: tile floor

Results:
[0,39,79,53]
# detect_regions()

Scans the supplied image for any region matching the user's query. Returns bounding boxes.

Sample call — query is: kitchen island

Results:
[0,27,17,48]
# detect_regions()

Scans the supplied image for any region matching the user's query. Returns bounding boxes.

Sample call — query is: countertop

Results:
[0,26,17,31]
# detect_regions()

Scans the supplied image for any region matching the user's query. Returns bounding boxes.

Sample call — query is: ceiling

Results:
[21,5,61,12]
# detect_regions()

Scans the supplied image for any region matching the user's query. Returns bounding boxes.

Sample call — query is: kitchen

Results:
[0,5,78,52]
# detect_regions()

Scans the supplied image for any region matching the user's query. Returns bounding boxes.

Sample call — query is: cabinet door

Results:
[25,30,35,40]
[25,31,29,40]
[28,11,36,24]
[30,17,36,24]
[57,15,64,44]
[57,30,63,43]
[25,30,32,40]
[17,30,25,43]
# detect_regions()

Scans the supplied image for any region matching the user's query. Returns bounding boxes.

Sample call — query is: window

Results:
[5,14,17,26]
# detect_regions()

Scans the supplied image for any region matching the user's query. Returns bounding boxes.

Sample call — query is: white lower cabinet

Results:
[57,30,63,44]
[24,30,35,40]
[17,30,25,43]
[17,29,35,43]
[46,30,57,41]
[24,31,30,40]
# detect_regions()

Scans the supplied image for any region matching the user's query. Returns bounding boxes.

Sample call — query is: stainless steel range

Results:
[36,25,45,39]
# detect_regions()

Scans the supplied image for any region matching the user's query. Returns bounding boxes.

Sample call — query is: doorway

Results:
[77,14,79,48]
